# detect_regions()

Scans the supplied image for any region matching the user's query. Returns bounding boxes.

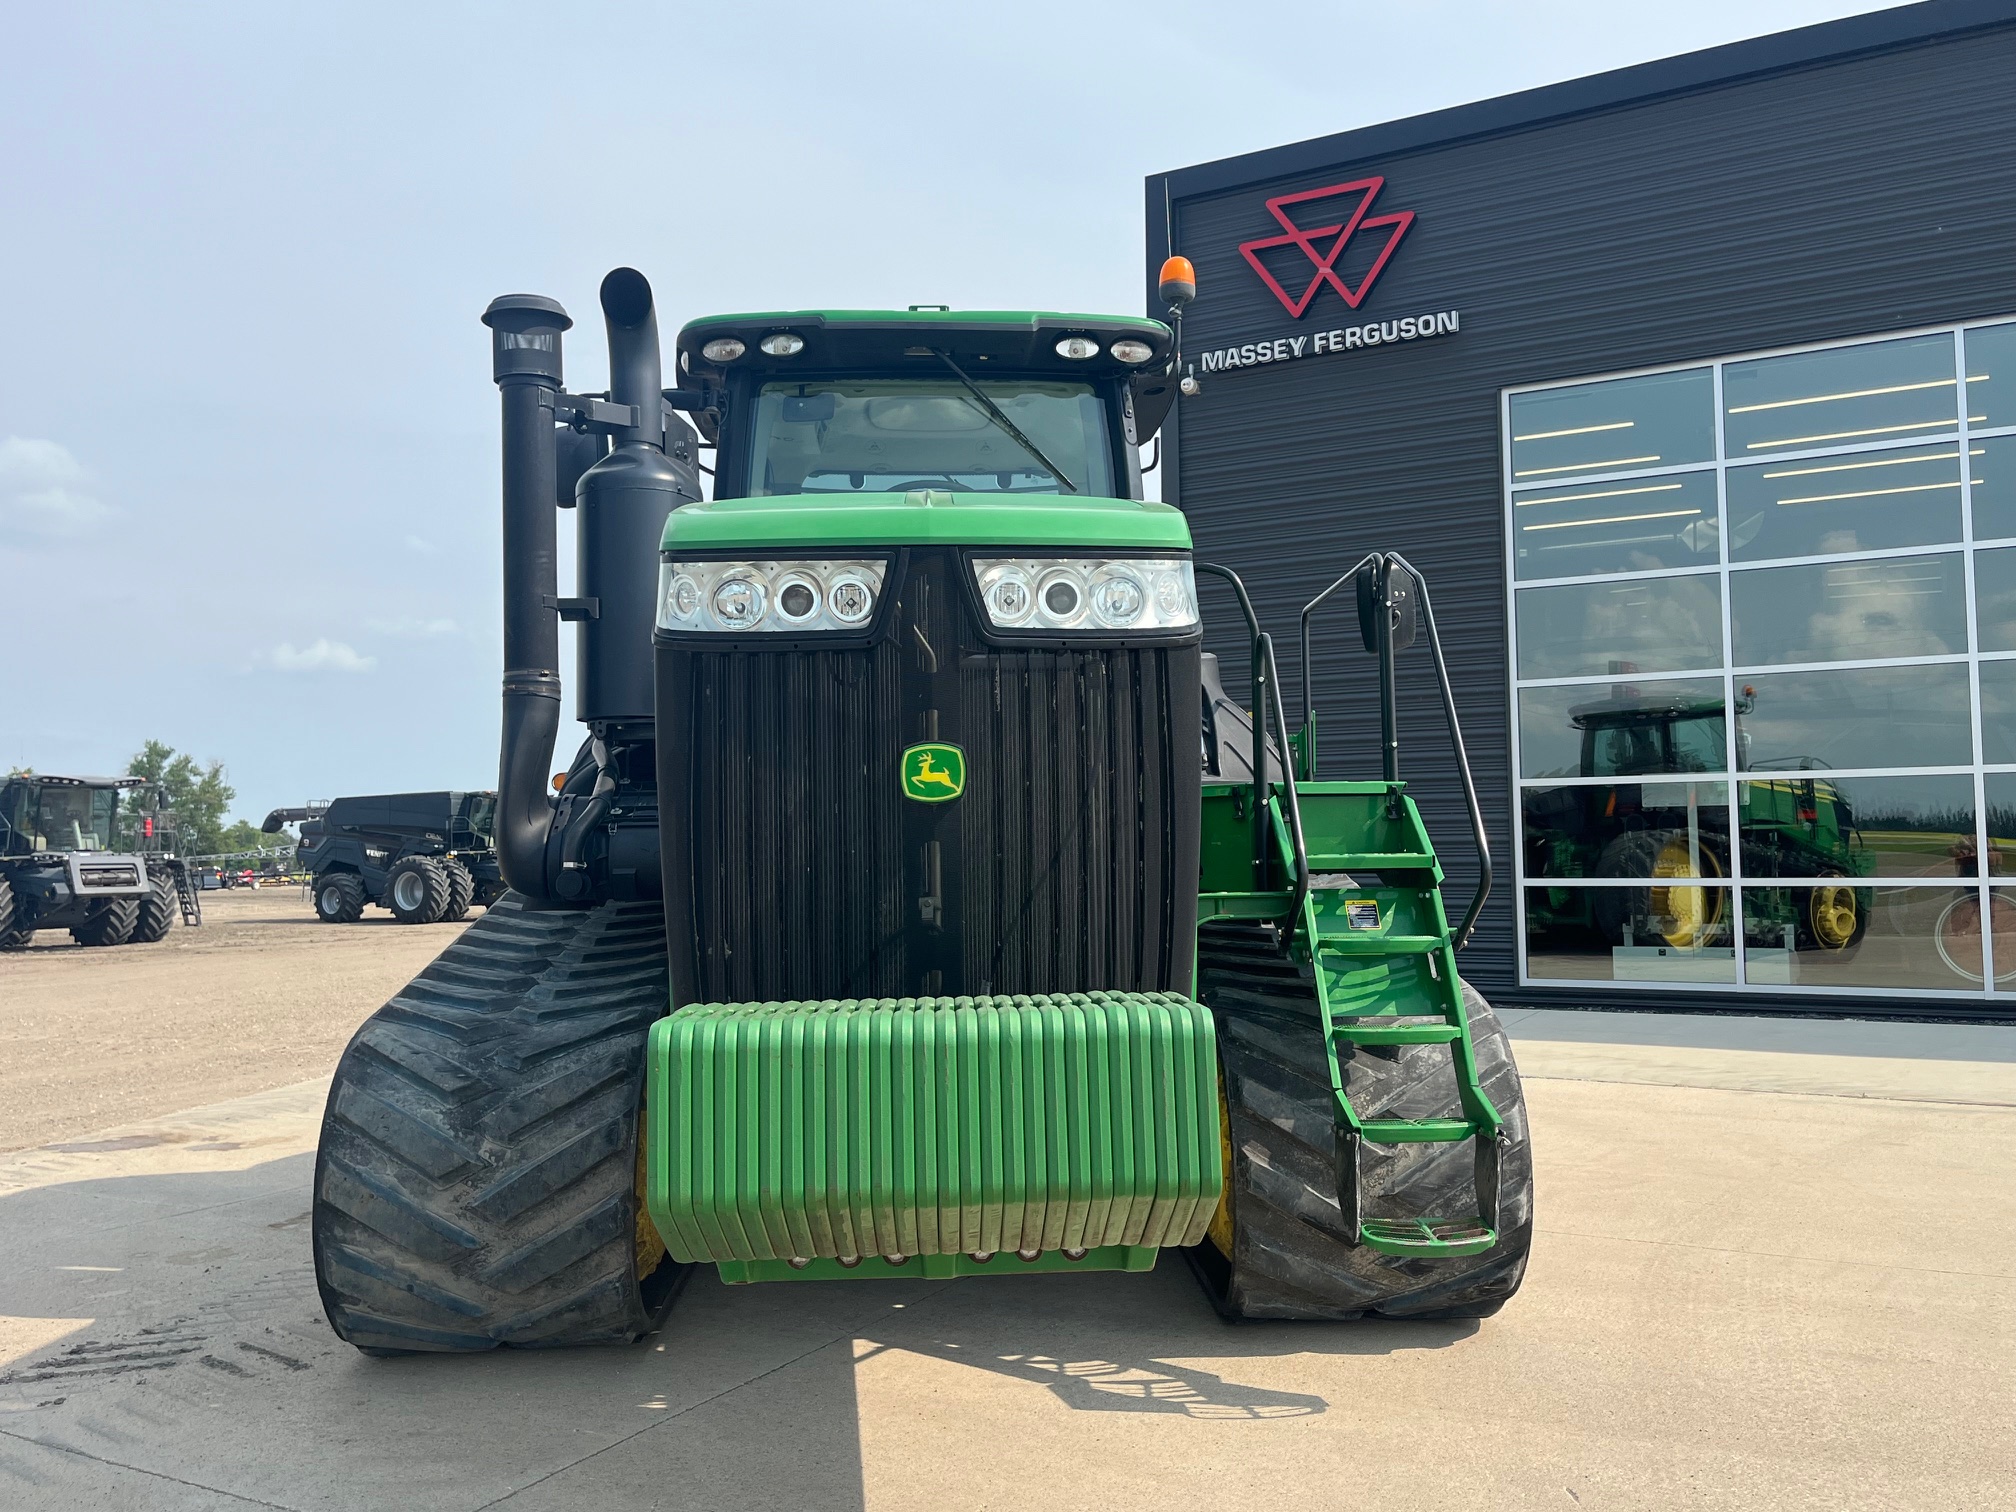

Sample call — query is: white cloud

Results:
[263,638,377,673]
[366,615,462,638]
[0,436,114,540]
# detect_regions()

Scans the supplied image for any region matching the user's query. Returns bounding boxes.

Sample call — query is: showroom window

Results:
[1504,317,2016,999]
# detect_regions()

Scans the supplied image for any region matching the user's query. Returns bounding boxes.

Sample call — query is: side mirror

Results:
[1355,557,1418,653]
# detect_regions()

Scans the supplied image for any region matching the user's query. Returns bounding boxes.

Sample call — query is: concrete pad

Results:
[1506,1009,2016,1103]
[2,1037,2010,1511]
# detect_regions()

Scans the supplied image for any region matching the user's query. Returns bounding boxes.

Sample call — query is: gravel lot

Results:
[0,888,468,1153]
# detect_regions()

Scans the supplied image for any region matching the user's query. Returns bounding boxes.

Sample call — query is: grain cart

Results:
[310,266,1532,1353]
[269,791,502,924]
[0,774,198,948]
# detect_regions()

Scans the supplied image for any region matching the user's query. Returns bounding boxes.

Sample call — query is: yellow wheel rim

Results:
[1808,886,1858,950]
[635,1113,668,1280]
[1207,1067,1235,1257]
[1647,835,1723,949]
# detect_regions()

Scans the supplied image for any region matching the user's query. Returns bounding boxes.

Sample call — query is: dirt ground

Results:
[0,888,470,1153]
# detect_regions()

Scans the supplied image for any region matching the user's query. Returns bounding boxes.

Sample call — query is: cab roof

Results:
[675,309,1180,440]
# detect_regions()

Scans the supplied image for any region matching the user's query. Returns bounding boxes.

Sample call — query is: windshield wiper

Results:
[930,349,1077,494]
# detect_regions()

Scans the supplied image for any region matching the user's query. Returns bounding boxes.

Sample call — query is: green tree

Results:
[215,818,291,856]
[126,740,235,856]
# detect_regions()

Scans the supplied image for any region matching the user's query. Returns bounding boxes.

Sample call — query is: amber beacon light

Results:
[1158,255,1197,308]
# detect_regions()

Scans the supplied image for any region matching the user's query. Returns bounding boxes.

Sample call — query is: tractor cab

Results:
[674,308,1178,504]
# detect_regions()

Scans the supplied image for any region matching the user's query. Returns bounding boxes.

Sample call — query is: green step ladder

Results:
[1196,552,1504,1259]
[1270,782,1507,1259]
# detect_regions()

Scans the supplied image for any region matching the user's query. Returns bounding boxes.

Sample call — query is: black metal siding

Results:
[1159,24,2016,1016]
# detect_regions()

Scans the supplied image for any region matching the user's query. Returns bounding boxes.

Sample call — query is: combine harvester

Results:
[310,262,1532,1351]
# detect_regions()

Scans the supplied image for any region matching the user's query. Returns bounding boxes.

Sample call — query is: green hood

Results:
[659,489,1192,553]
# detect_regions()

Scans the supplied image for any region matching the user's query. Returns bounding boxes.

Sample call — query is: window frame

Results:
[1502,314,2016,1002]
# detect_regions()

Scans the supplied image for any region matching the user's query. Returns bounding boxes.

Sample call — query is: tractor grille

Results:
[79,864,141,889]
[657,550,1199,1005]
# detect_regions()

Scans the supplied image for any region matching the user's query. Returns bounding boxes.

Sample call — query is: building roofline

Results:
[1148,0,2016,204]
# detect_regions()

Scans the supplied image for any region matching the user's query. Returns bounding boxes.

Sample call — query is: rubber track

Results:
[312,894,682,1352]
[1194,921,1534,1321]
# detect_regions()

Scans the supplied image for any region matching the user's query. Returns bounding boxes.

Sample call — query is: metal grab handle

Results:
[1196,563,1269,883]
[1258,631,1313,931]
[1385,553,1493,950]
[1298,551,1381,780]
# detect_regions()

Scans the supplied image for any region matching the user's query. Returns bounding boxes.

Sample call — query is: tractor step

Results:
[1312,932,1446,956]
[1332,1021,1461,1045]
[1358,1218,1499,1258]
[1359,1116,1477,1144]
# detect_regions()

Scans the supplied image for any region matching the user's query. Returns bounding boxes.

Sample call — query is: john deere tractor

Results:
[309,265,1532,1353]
[1523,682,1870,956]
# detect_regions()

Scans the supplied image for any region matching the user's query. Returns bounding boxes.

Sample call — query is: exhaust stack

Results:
[573,268,686,729]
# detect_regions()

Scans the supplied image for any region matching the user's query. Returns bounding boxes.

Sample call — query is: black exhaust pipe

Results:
[482,292,571,902]
[573,268,684,733]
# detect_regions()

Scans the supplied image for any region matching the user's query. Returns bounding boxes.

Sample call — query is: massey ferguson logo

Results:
[1238,177,1415,317]
[1194,173,1459,378]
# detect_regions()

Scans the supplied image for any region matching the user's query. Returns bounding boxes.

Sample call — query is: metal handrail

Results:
[1196,562,1269,881]
[1257,630,1313,932]
[1298,551,1380,778]
[1386,553,1493,949]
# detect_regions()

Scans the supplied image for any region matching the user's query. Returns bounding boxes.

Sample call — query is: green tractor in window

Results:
[1524,682,1869,955]
[308,265,1531,1353]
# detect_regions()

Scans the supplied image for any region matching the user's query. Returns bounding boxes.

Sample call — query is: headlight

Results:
[759,332,805,357]
[972,558,1197,631]
[1054,336,1100,360]
[700,337,745,363]
[658,559,887,632]
[1109,339,1155,364]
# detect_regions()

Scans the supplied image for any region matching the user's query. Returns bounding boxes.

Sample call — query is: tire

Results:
[71,896,140,947]
[0,877,32,950]
[1187,922,1533,1321]
[311,896,686,1353]
[130,874,178,943]
[385,856,450,925]
[1591,828,1729,950]
[441,859,475,923]
[315,871,367,924]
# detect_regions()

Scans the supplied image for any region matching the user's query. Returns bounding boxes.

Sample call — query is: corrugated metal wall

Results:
[1162,26,2016,1012]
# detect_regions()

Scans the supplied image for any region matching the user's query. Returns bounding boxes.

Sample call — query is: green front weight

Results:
[645,993,1222,1274]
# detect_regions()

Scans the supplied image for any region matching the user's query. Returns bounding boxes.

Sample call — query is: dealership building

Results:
[1148,0,2016,1017]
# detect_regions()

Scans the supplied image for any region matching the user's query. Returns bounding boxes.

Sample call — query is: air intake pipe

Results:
[481,292,571,901]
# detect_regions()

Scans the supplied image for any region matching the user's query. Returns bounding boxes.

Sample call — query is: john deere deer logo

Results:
[901,742,966,803]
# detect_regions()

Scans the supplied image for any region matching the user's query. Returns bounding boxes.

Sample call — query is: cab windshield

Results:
[14,786,119,852]
[747,379,1116,498]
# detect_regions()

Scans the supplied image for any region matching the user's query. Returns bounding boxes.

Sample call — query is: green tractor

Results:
[1524,682,1869,955]
[309,264,1531,1352]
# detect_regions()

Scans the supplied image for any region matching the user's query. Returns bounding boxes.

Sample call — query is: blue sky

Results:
[0,0,1893,824]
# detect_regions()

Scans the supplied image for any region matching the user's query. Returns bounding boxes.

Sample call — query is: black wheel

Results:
[71,896,140,947]
[1187,922,1533,1321]
[314,871,367,924]
[130,873,178,943]
[0,877,32,950]
[312,896,687,1353]
[440,859,475,922]
[385,856,450,925]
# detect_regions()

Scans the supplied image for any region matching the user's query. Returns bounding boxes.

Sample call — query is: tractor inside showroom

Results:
[309,263,1532,1353]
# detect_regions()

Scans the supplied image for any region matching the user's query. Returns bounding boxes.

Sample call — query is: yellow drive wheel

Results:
[1805,884,1860,952]
[1647,834,1724,949]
